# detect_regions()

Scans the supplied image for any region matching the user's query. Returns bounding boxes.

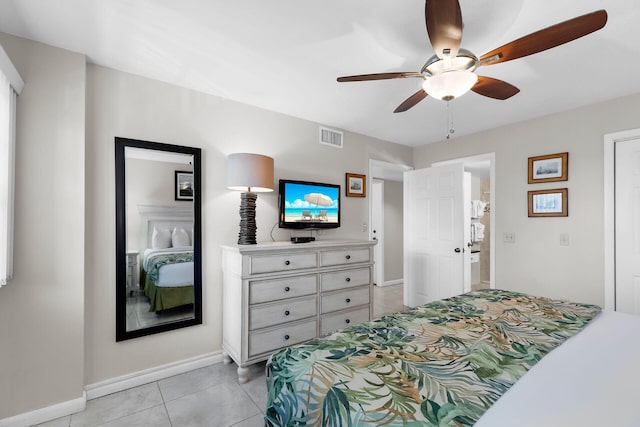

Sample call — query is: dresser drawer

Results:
[321,287,370,314]
[320,267,370,292]
[249,296,317,330]
[250,252,317,274]
[249,319,317,357]
[249,275,317,304]
[321,248,371,267]
[320,306,370,335]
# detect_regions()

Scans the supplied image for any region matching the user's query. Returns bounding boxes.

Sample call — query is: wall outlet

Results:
[503,232,516,243]
[560,233,570,246]
[361,222,368,233]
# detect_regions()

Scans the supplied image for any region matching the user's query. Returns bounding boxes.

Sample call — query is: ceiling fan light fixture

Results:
[423,69,478,100]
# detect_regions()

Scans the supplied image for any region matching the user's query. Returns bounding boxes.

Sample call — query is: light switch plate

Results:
[560,233,570,246]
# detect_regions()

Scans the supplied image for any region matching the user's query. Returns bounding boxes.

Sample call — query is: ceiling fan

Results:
[337,1,607,113]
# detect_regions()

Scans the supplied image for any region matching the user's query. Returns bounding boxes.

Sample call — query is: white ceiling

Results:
[1,0,638,147]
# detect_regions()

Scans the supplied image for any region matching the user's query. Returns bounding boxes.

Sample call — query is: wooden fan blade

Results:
[394,89,429,113]
[471,76,520,100]
[480,10,607,65]
[425,0,463,58]
[337,72,423,82]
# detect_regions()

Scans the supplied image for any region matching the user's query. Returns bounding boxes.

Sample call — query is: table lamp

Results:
[226,153,274,244]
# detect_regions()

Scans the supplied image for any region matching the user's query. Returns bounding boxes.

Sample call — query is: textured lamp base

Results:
[238,192,257,245]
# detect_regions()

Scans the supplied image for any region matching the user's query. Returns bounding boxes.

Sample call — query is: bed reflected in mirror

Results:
[115,137,202,341]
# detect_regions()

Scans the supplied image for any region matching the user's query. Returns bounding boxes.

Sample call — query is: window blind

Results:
[0,43,23,287]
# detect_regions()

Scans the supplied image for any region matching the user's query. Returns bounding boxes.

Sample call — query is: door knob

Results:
[454,248,461,253]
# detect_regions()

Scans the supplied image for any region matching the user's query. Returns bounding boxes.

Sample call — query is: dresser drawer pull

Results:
[345,319,350,324]
[346,298,351,303]
[284,286,290,292]
[284,310,290,316]
[345,277,351,282]
[345,255,351,260]
[284,334,290,340]
[284,260,290,266]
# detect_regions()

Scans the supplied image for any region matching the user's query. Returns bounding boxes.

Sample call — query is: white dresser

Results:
[221,239,376,382]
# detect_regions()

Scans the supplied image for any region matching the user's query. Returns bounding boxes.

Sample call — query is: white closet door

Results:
[615,137,640,314]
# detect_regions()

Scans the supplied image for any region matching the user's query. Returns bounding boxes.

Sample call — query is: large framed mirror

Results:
[115,137,202,341]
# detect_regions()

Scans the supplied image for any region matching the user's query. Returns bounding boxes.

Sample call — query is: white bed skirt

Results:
[476,310,640,427]
[156,261,193,287]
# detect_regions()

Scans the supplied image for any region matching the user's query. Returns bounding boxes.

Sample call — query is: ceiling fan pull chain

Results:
[446,101,455,140]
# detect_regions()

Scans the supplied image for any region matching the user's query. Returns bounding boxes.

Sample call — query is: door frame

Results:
[368,159,413,287]
[371,178,384,286]
[604,128,640,311]
[432,152,496,289]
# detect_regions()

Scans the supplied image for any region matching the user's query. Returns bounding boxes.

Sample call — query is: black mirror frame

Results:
[115,137,202,342]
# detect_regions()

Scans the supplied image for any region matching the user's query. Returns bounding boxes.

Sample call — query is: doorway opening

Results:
[369,160,412,316]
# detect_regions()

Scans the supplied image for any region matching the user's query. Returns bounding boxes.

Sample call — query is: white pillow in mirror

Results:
[152,227,172,249]
[172,227,190,247]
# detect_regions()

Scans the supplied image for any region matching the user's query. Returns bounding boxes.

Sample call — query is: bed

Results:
[138,205,195,312]
[265,289,640,426]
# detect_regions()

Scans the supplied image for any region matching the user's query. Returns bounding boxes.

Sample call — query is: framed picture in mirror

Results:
[175,170,194,201]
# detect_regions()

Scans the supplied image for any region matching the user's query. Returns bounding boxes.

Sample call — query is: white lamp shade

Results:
[423,70,478,100]
[226,153,274,192]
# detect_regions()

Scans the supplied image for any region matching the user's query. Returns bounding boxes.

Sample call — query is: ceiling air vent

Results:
[319,126,343,149]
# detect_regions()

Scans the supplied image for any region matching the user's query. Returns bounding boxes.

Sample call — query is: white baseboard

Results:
[85,351,222,400]
[0,351,222,427]
[375,279,403,287]
[0,392,86,427]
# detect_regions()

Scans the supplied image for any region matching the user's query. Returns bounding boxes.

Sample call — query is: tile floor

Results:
[37,284,404,427]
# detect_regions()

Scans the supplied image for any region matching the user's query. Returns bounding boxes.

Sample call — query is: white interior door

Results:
[371,179,384,286]
[615,137,640,314]
[404,164,469,307]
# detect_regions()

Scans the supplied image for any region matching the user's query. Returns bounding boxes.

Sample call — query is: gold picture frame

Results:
[345,173,366,197]
[528,152,568,183]
[528,188,568,217]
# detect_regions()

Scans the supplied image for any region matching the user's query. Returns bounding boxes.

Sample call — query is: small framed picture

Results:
[345,173,366,197]
[175,171,194,201]
[528,188,568,217]
[528,152,568,183]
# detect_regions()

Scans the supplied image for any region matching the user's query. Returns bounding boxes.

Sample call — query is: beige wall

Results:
[414,93,640,307]
[0,34,86,418]
[383,180,403,282]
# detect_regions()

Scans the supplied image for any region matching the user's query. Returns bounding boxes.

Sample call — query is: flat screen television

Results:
[279,179,340,229]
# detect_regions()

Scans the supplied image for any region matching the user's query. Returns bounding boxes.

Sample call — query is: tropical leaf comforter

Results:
[265,289,601,426]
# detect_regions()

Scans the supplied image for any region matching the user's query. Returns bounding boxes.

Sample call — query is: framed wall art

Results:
[528,152,568,183]
[175,170,194,201]
[528,188,568,217]
[345,173,366,197]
